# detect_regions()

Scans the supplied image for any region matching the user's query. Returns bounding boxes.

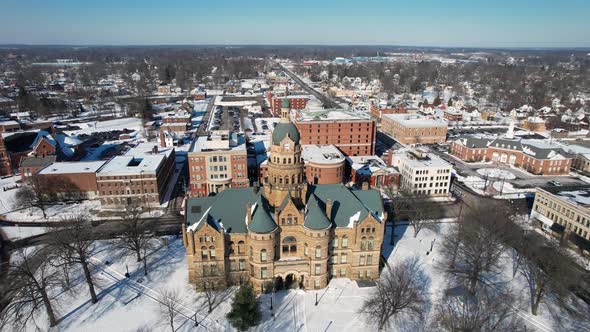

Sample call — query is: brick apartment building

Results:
[97,148,176,208]
[370,104,407,121]
[267,92,309,116]
[381,113,448,145]
[188,130,249,197]
[293,110,376,156]
[450,136,572,175]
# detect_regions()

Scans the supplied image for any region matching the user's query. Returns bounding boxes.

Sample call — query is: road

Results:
[277,63,343,109]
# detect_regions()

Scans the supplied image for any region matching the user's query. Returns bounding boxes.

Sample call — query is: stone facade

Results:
[182,100,385,293]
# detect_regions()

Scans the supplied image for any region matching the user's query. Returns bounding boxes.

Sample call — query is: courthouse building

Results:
[182,99,385,293]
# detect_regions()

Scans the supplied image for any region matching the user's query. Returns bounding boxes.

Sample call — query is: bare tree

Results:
[514,237,577,316]
[117,206,156,264]
[438,203,516,294]
[359,256,430,331]
[13,177,53,219]
[393,190,440,238]
[0,247,60,330]
[48,213,99,304]
[157,288,185,332]
[432,287,525,332]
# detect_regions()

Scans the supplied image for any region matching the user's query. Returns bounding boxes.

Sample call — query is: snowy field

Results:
[0,225,47,240]
[7,223,589,331]
[0,175,21,214]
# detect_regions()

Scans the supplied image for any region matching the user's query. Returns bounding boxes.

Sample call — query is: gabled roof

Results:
[304,194,331,230]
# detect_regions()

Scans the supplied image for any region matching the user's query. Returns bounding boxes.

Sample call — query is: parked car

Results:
[547,180,562,186]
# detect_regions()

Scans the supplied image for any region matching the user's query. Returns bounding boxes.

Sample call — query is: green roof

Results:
[281,98,290,108]
[248,194,278,233]
[185,184,383,235]
[304,194,331,230]
[271,122,300,145]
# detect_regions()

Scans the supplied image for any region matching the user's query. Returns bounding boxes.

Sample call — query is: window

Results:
[249,247,253,259]
[201,246,208,259]
[315,246,321,259]
[341,236,348,248]
[202,265,209,276]
[282,236,297,253]
[367,254,373,265]
[239,259,246,271]
[331,254,337,264]
[261,267,268,279]
[360,237,367,250]
[340,268,346,277]
[368,237,374,250]
[260,249,267,262]
[315,264,321,275]
[304,243,308,256]
[209,246,216,258]
[332,237,338,248]
[341,253,347,263]
[360,255,366,266]
[230,260,237,271]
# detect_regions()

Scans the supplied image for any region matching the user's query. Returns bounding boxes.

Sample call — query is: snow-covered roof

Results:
[301,144,345,165]
[383,113,447,128]
[38,161,107,175]
[98,155,166,176]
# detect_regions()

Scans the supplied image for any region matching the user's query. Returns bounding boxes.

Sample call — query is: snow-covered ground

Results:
[4,200,101,222]
[476,167,516,180]
[0,225,47,240]
[0,175,21,214]
[8,223,589,331]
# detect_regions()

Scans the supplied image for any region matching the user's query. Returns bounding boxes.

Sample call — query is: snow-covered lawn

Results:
[0,225,47,240]
[476,168,516,180]
[8,223,589,331]
[0,175,21,214]
[4,200,101,222]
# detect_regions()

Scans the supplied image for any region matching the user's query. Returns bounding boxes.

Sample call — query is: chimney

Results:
[362,182,369,190]
[152,145,158,155]
[246,203,252,225]
[325,199,332,221]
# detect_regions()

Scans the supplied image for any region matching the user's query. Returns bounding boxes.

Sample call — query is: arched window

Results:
[285,176,289,184]
[237,241,245,254]
[292,175,296,184]
[304,243,308,256]
[279,176,283,185]
[360,236,367,250]
[260,249,267,262]
[282,236,297,253]
[201,246,208,259]
[209,246,216,258]
[368,236,374,250]
[315,246,321,258]
[283,158,286,164]
[288,158,291,163]
[229,241,234,254]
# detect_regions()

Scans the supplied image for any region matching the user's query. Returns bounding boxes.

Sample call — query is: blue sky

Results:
[1,0,588,47]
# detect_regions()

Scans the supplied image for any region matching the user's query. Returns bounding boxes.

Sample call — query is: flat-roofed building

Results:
[347,155,399,190]
[97,148,176,209]
[381,113,448,145]
[395,149,452,197]
[530,187,590,252]
[293,109,376,156]
[36,161,107,199]
[188,130,249,197]
[301,144,345,185]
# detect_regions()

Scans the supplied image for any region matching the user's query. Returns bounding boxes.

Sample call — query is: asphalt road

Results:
[277,63,343,109]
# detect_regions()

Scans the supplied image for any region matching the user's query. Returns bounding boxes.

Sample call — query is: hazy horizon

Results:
[1,0,589,48]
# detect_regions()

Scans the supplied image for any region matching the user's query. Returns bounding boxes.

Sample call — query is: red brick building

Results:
[35,161,107,199]
[188,131,249,197]
[267,92,309,116]
[370,105,407,121]
[97,148,176,208]
[293,110,376,156]
[450,136,572,175]
[347,156,400,190]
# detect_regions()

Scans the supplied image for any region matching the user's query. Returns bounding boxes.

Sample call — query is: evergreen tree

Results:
[433,96,442,106]
[447,99,453,107]
[226,284,261,331]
